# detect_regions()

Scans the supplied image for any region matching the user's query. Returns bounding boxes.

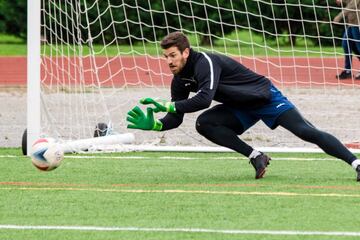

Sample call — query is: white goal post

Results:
[27,0,41,155]
[27,0,360,153]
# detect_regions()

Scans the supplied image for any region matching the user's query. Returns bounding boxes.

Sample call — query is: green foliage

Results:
[251,0,343,46]
[0,0,347,46]
[0,1,27,39]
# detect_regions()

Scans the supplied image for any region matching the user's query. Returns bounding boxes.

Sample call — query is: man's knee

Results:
[195,113,211,135]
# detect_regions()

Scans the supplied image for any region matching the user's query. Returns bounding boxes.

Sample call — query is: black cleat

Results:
[336,70,352,80]
[249,153,271,179]
[357,166,360,182]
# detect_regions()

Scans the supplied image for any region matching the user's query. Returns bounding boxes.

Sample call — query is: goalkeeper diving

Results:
[127,31,360,181]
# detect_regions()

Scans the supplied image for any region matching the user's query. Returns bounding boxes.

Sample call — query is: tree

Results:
[253,0,343,46]
[0,1,27,40]
[0,0,344,46]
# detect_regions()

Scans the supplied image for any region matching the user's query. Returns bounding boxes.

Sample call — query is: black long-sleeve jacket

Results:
[160,49,272,131]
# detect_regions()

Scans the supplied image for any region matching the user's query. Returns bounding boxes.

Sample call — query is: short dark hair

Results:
[160,32,190,53]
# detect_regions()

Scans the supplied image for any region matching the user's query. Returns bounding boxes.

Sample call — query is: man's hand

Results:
[126,106,162,131]
[333,15,342,23]
[140,97,176,113]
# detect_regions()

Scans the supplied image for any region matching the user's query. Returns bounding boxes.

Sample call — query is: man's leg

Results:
[195,104,252,156]
[337,28,353,79]
[349,27,360,79]
[343,27,353,71]
[350,26,360,55]
[195,104,270,179]
[275,108,358,165]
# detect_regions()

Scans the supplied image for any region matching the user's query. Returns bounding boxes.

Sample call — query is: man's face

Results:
[163,46,189,74]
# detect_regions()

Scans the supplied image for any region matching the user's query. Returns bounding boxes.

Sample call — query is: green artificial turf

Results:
[0,148,359,240]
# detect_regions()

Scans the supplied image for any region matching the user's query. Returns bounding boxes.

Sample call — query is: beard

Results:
[170,58,187,74]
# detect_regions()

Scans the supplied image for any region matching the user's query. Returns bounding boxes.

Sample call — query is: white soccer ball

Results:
[30,138,64,171]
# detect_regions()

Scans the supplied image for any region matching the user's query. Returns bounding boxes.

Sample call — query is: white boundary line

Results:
[122,145,360,154]
[0,225,359,236]
[0,154,340,161]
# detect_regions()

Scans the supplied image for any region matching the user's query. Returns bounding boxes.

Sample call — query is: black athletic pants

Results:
[195,105,356,165]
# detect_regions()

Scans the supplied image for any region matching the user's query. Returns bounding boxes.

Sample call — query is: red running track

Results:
[1,56,360,87]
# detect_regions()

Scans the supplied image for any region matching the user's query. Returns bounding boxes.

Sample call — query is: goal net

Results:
[31,0,360,152]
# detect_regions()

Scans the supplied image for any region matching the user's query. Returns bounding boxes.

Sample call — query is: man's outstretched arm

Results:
[126,106,184,131]
[127,106,162,131]
[140,97,176,113]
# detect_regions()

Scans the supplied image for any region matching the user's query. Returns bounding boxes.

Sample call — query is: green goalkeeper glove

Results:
[140,97,176,113]
[126,106,162,131]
